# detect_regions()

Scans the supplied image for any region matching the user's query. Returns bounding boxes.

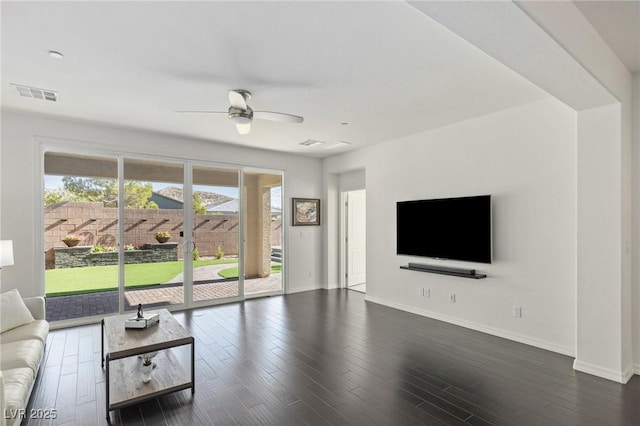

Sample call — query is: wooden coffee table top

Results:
[103,309,192,360]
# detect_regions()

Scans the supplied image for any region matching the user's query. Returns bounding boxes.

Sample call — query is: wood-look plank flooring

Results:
[24,289,640,425]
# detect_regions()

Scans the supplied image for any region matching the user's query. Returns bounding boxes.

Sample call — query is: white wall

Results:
[324,98,577,355]
[410,0,635,383]
[575,104,626,379]
[515,1,635,383]
[338,169,365,192]
[0,110,324,297]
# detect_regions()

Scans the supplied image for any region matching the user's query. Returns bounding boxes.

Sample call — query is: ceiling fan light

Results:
[236,123,251,134]
[228,106,253,126]
[229,114,252,125]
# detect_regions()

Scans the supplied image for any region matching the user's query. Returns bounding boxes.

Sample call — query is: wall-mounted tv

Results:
[396,195,492,264]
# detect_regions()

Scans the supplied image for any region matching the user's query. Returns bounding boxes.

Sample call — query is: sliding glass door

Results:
[243,170,283,297]
[43,149,284,323]
[191,164,241,304]
[44,152,120,321]
[122,158,185,312]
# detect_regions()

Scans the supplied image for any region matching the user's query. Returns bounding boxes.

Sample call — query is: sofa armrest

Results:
[22,297,46,321]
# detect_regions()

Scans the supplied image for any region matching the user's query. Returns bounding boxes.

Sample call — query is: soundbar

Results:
[401,263,486,279]
[408,263,475,276]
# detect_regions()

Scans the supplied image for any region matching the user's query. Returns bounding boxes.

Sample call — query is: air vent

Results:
[324,141,351,150]
[300,139,324,147]
[12,84,58,102]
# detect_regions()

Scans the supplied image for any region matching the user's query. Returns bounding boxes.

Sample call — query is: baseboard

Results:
[623,364,635,383]
[287,285,320,294]
[634,363,640,376]
[365,295,575,357]
[573,359,634,384]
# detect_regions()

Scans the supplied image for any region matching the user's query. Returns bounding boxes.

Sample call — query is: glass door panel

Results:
[243,171,283,296]
[43,152,120,321]
[123,158,184,311]
[192,165,240,303]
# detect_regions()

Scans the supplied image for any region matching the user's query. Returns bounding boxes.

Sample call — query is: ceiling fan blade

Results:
[253,111,304,123]
[236,123,251,135]
[228,90,248,110]
[174,110,227,114]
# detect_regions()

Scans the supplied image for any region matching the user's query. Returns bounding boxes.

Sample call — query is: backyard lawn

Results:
[45,258,238,296]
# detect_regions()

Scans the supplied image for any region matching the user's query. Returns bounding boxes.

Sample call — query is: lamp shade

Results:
[0,240,14,267]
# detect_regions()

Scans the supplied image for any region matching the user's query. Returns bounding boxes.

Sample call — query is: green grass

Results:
[45,258,238,296]
[218,263,281,279]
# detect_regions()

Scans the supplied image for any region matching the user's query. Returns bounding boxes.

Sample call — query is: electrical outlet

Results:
[513,306,522,318]
[450,294,456,303]
[426,289,430,298]
[418,288,424,296]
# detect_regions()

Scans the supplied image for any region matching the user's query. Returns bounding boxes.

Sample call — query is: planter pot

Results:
[155,237,170,243]
[63,240,80,247]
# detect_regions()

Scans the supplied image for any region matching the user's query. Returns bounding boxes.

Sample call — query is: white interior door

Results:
[347,190,366,286]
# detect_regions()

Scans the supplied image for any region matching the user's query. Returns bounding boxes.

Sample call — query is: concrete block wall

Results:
[44,202,282,268]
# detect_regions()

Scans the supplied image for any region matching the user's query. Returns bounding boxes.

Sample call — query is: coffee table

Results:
[101,309,195,419]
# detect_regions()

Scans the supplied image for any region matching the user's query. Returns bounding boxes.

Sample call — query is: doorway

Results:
[344,189,366,293]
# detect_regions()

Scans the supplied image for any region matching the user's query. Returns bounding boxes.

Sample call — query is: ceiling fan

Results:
[175,89,304,135]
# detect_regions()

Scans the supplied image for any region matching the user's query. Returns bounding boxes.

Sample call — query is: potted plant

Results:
[154,231,170,243]
[141,355,155,383]
[62,234,82,247]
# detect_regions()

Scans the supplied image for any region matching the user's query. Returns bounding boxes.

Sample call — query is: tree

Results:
[124,181,159,209]
[44,189,66,205]
[193,193,207,214]
[59,177,158,209]
[62,177,118,206]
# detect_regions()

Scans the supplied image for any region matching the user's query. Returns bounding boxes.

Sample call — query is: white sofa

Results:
[0,291,49,426]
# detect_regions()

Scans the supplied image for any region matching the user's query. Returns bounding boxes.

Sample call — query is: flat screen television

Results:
[396,195,492,264]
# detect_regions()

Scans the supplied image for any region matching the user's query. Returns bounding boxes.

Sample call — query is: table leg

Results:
[191,337,195,394]
[105,353,110,420]
[101,319,105,368]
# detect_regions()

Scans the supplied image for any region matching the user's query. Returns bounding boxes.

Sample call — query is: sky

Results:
[44,175,281,206]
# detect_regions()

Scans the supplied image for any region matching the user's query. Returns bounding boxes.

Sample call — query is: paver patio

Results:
[46,264,281,321]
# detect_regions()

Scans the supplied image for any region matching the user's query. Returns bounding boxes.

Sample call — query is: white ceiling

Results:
[1,2,558,158]
[573,0,640,74]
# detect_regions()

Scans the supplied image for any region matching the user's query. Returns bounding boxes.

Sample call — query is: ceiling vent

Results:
[324,141,351,150]
[300,139,325,147]
[12,84,57,102]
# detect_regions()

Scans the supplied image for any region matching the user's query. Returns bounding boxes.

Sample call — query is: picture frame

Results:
[292,198,321,226]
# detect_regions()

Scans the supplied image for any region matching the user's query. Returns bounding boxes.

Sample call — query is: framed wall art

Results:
[292,198,320,226]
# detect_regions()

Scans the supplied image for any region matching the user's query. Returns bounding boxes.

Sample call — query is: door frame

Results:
[339,191,348,289]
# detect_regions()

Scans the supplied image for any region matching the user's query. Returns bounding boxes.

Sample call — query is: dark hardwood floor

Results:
[23,289,640,425]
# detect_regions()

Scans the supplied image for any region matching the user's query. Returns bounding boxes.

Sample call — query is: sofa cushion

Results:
[0,289,34,333]
[0,320,49,344]
[1,368,35,426]
[0,339,44,372]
